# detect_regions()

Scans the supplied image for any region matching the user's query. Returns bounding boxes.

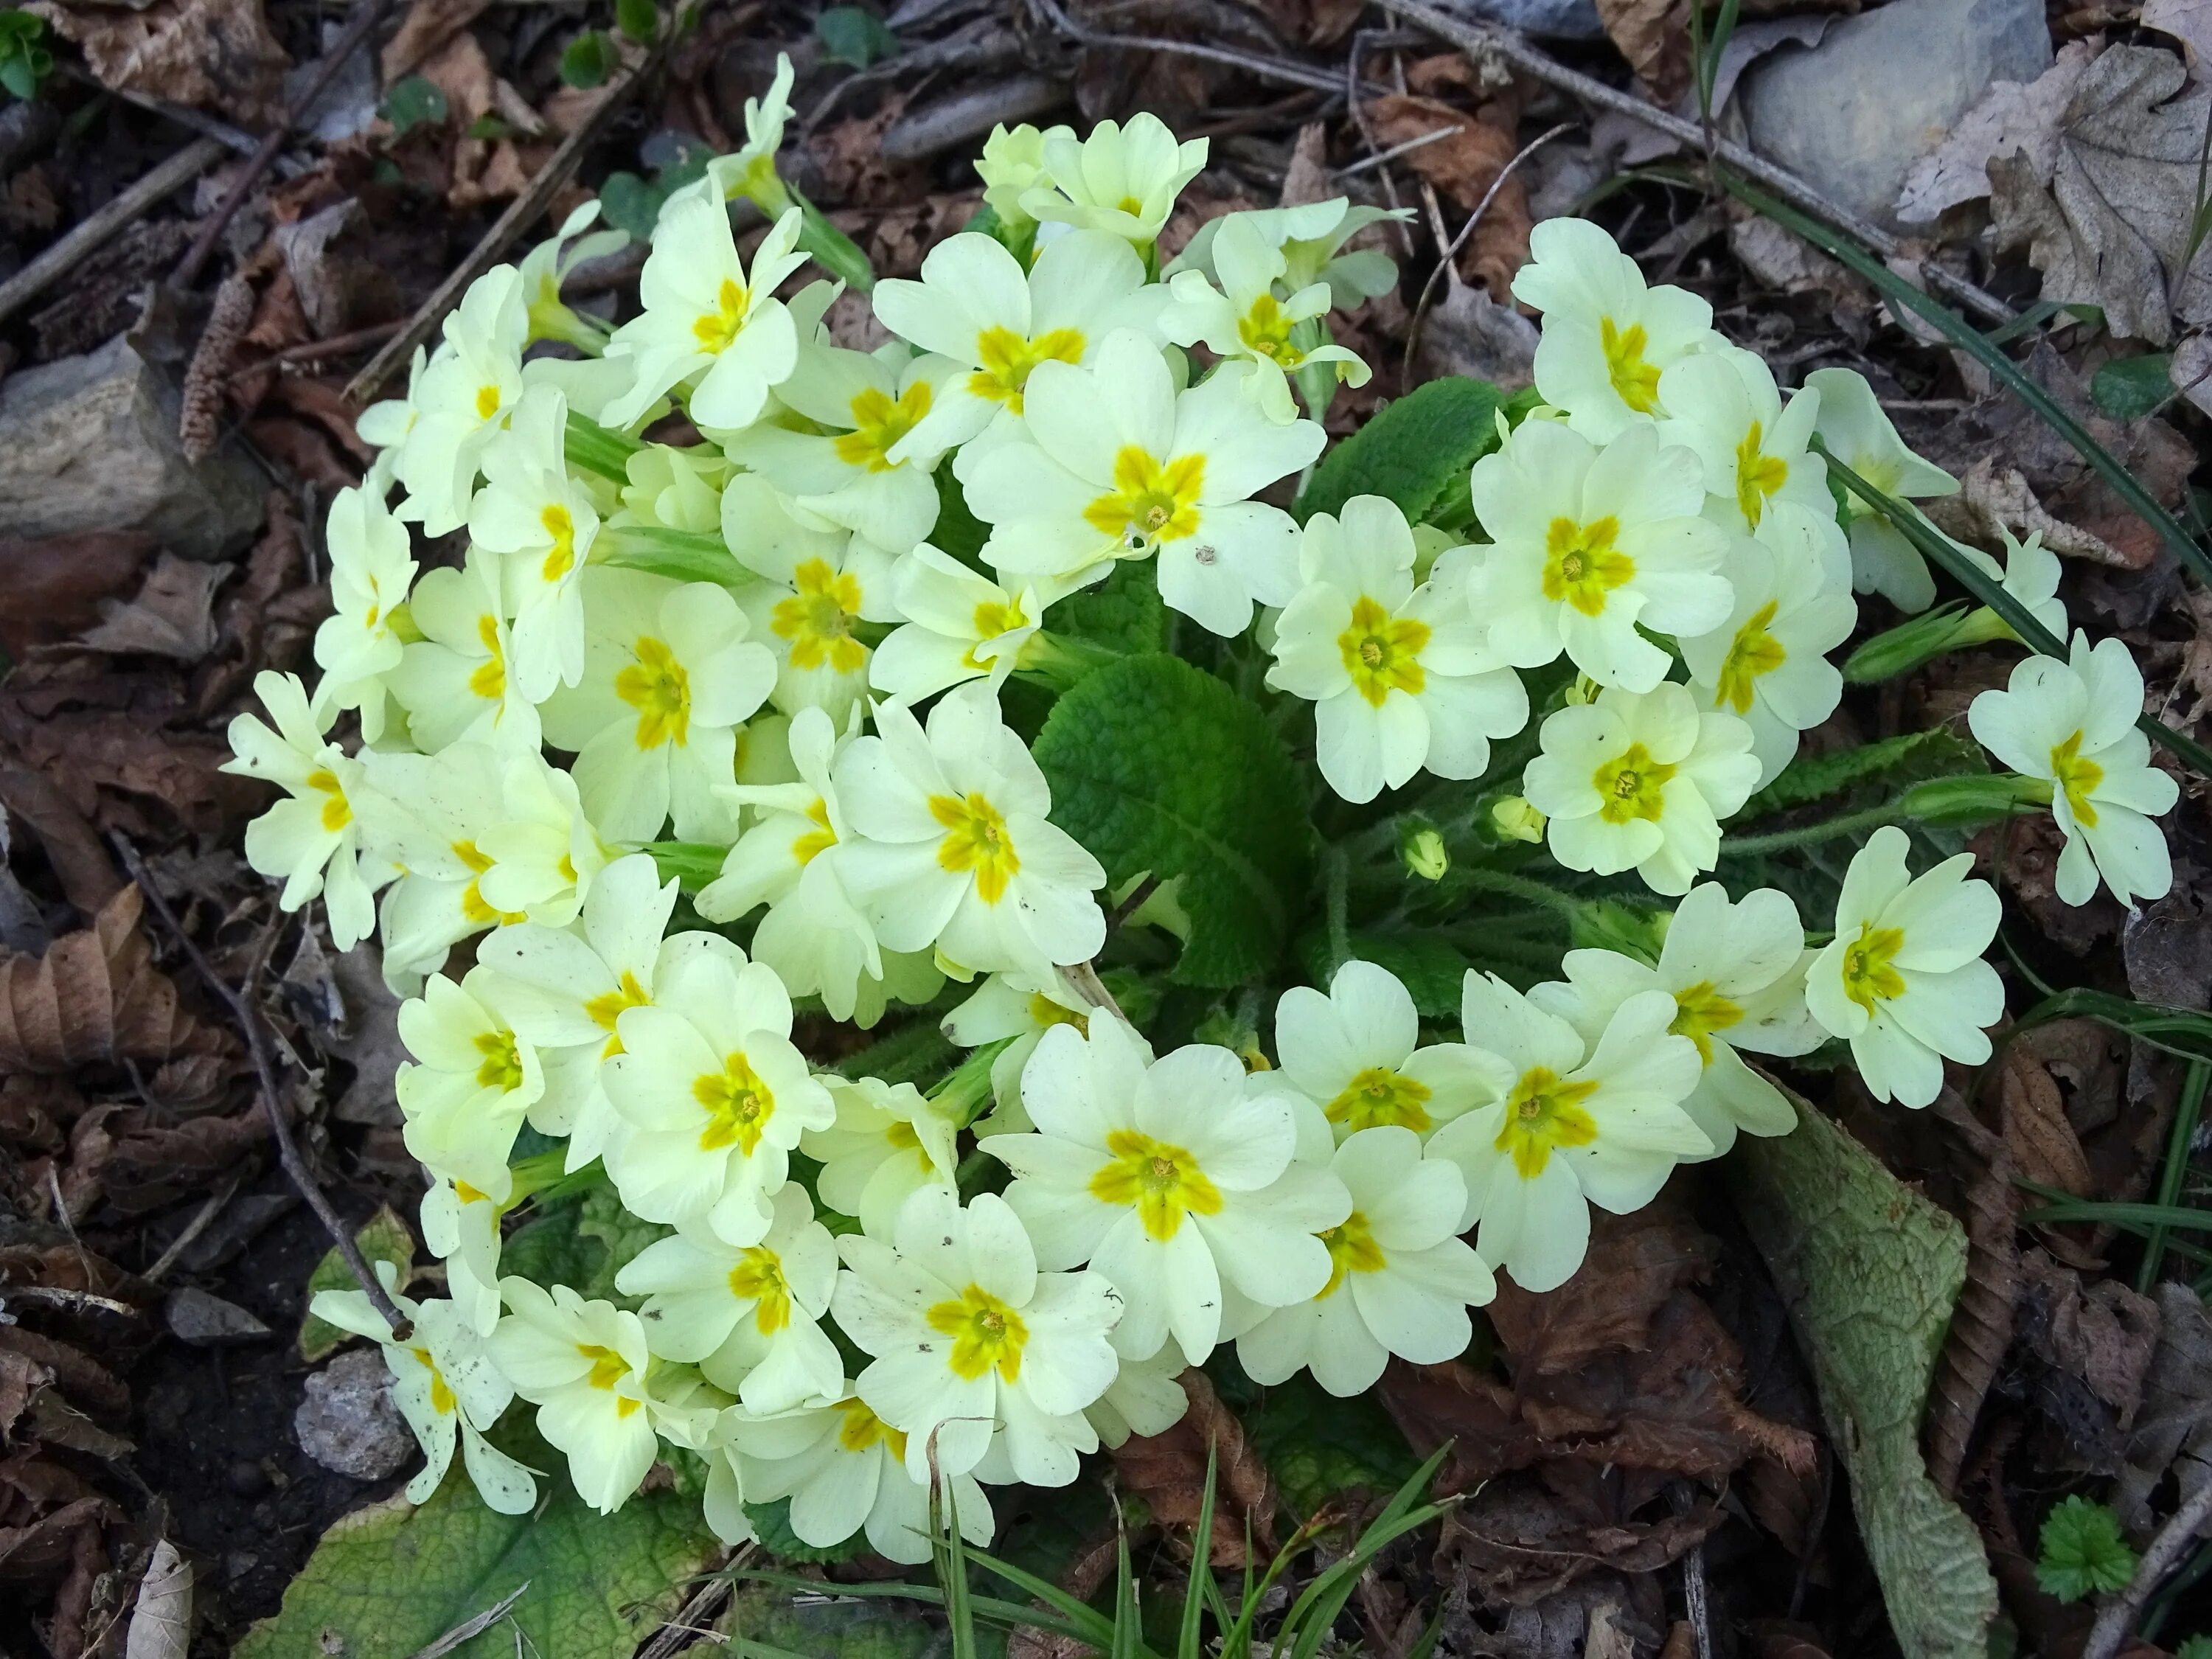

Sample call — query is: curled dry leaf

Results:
[0,534,158,661]
[1108,1368,1276,1565]
[2011,1248,2159,1472]
[124,1537,192,1659]
[1997,1042,2096,1198]
[27,0,288,123]
[2119,1283,2212,1534]
[1925,1093,2020,1497]
[1367,94,1534,298]
[1895,41,2095,225]
[78,554,234,661]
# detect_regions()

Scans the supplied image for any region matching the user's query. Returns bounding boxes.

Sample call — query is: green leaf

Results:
[2090,352,2176,422]
[2034,1495,2138,1602]
[832,1018,956,1087]
[815,4,900,68]
[598,526,750,585]
[233,1422,717,1659]
[1727,1093,1999,1659]
[463,114,510,141]
[1737,728,1983,821]
[598,170,668,241]
[1032,655,1313,988]
[932,468,991,565]
[726,1585,942,1659]
[746,1498,869,1565]
[380,74,448,136]
[576,1182,664,1304]
[615,0,658,44]
[1045,560,1167,657]
[1293,376,1506,526]
[1231,1368,1417,1522]
[1298,927,1468,1019]
[297,1206,415,1361]
[500,1197,602,1293]
[559,29,616,88]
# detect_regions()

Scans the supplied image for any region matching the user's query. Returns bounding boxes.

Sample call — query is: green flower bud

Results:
[1488,796,1547,844]
[1398,818,1450,881]
[1896,772,2046,830]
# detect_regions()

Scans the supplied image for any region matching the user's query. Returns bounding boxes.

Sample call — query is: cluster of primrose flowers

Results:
[244,71,2181,1555]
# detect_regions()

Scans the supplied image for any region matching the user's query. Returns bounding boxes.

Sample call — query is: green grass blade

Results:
[961,1547,1125,1648]
[1719,172,2212,585]
[2020,1198,2212,1231]
[1179,1443,1220,1659]
[723,1571,1101,1648]
[936,1475,978,1659]
[2143,1059,2212,1290]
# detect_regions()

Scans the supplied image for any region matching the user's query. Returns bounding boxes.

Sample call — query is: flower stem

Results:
[1447,863,1587,918]
[1717,801,1902,858]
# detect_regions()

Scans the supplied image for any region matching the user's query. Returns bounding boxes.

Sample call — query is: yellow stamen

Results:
[2050,730,2104,828]
[1840,922,1906,1015]
[1715,600,1786,714]
[834,382,934,472]
[1735,423,1788,529]
[771,559,868,675]
[1492,1065,1600,1178]
[925,1283,1029,1382]
[728,1247,792,1335]
[1335,596,1430,708]
[1542,517,1635,616]
[614,636,692,748]
[970,326,1085,413]
[1082,448,1205,547]
[694,276,750,353]
[1087,1129,1222,1241]
[1323,1065,1434,1133]
[1601,318,1660,414]
[695,1052,775,1155]
[1592,742,1674,825]
[930,791,1020,905]
[1317,1211,1387,1298]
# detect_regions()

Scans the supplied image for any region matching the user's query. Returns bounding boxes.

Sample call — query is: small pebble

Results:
[294,1349,413,1482]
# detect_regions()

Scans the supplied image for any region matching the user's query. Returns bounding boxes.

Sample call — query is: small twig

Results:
[0,1285,142,1319]
[0,138,228,326]
[226,319,407,383]
[1404,119,1576,372]
[1060,961,1135,1032]
[1026,0,1390,99]
[58,68,262,155]
[173,0,401,288]
[108,834,410,1341]
[637,1575,735,1659]
[2084,1471,2212,1659]
[1104,874,1162,936]
[144,1174,242,1284]
[1334,124,1459,178]
[1347,32,1417,261]
[346,40,671,405]
[1385,0,2016,327]
[405,1583,532,1659]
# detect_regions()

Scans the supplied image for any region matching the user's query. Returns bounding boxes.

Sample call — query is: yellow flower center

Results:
[694,276,750,353]
[307,767,352,833]
[925,1283,1029,1382]
[1715,599,1786,714]
[1542,517,1635,616]
[834,381,935,472]
[1082,448,1206,547]
[771,558,869,675]
[1669,981,1743,1067]
[695,1051,776,1155]
[1494,1065,1600,1178]
[474,383,503,421]
[614,635,692,748]
[930,791,1020,905]
[1840,922,1907,1015]
[1029,994,1088,1034]
[834,1396,907,1460]
[540,504,577,583]
[1088,1129,1223,1241]
[2050,730,2103,828]
[582,969,650,1059]
[1317,1210,1387,1298]
[1601,317,1660,414]
[467,613,507,702]
[791,797,836,866]
[970,325,1085,414]
[575,1343,642,1416]
[728,1246,792,1335]
[884,1119,922,1152]
[453,838,527,928]
[1324,1065,1433,1133]
[1336,596,1430,709]
[409,1346,457,1416]
[473,1028,526,1091]
[1237,293,1299,362]
[1735,423,1789,529]
[1593,742,1675,825]
[961,594,1030,669]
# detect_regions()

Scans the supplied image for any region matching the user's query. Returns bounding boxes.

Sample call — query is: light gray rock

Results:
[1740,0,2051,229]
[0,333,265,558]
[295,1348,414,1482]
[164,1287,271,1346]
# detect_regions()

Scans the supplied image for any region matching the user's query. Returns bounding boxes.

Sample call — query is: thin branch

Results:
[2084,1471,2212,1659]
[1404,119,1578,372]
[0,139,227,325]
[108,834,411,1341]
[1026,0,1391,99]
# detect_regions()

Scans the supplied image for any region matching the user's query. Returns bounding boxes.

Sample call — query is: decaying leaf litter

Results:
[3,0,2212,1652]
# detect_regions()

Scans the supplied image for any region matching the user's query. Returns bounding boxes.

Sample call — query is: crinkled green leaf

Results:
[832,1018,956,1086]
[1297,927,1468,1020]
[1219,1367,1417,1522]
[499,1197,599,1293]
[726,1585,939,1659]
[1047,561,1167,657]
[1728,1093,1999,1659]
[932,467,991,566]
[380,74,448,136]
[1033,654,1313,988]
[745,1498,870,1565]
[815,4,900,69]
[233,1423,715,1659]
[577,1183,665,1305]
[1293,376,1507,526]
[2091,352,2176,422]
[1737,728,1984,821]
[298,1206,415,1361]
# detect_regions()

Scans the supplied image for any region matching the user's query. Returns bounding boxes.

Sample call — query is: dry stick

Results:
[344,42,669,406]
[2084,1472,2212,1659]
[173,0,401,288]
[1403,119,1578,371]
[1026,0,1388,100]
[0,138,228,326]
[108,835,411,1341]
[1385,0,2017,327]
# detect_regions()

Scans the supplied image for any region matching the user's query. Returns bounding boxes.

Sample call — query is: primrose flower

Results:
[1804,825,2005,1108]
[698,52,797,212]
[601,201,806,431]
[872,229,1165,462]
[1511,217,1722,442]
[394,967,546,1194]
[801,1074,963,1240]
[487,1279,666,1513]
[1523,681,1761,897]
[1267,494,1528,804]
[1680,501,1857,785]
[1658,348,1832,535]
[422,1174,504,1334]
[1804,366,1959,612]
[832,1186,1124,1486]
[834,684,1108,977]
[312,476,415,742]
[1273,959,1512,1144]
[618,1183,843,1413]
[1163,214,1370,422]
[1466,419,1733,691]
[1235,1127,1494,1397]
[968,329,1324,636]
[538,569,776,844]
[1530,884,1823,1158]
[720,319,950,551]
[723,476,899,725]
[1169,198,1405,312]
[468,384,597,701]
[387,547,540,754]
[988,1018,1352,1366]
[520,198,627,348]
[223,671,378,950]
[716,1391,993,1562]
[309,1267,538,1514]
[616,442,731,533]
[945,970,1093,1131]
[387,264,527,534]
[975,121,1060,234]
[1023,114,1208,247]
[870,544,1051,700]
[601,939,833,1245]
[1961,527,2067,644]
[1427,974,1708,1293]
[1969,633,2177,908]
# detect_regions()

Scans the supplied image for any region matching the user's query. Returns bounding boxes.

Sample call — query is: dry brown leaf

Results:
[0,534,157,660]
[1989,44,2212,345]
[77,554,233,661]
[2145,0,2212,77]
[380,0,491,80]
[1895,41,2095,224]
[1998,1045,2096,1196]
[2014,1248,2159,1469]
[2120,1281,2212,1532]
[1925,1095,2020,1495]
[1367,94,1532,296]
[1594,0,1692,102]
[29,0,288,122]
[0,884,232,1077]
[1411,280,1538,389]
[1108,1369,1276,1564]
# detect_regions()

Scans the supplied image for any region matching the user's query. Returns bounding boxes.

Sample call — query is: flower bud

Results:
[1398,818,1450,881]
[1489,796,1547,844]
[1897,772,2046,830]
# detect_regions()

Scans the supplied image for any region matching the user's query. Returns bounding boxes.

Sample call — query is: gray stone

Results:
[1740,0,2051,229]
[295,1347,414,1482]
[0,333,265,559]
[164,1286,272,1346]
[1424,0,1607,40]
